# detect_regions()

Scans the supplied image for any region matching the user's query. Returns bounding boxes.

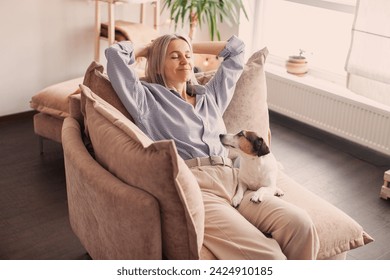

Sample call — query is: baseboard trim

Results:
[0,110,36,124]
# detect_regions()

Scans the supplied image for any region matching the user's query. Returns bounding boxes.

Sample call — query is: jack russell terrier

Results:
[220,130,284,207]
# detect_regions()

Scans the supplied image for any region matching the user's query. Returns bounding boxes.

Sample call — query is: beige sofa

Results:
[59,49,373,260]
[30,77,83,153]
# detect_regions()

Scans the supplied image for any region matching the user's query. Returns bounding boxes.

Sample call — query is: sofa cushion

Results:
[80,84,205,260]
[223,47,270,145]
[238,170,374,259]
[83,61,133,121]
[275,172,374,259]
[30,77,83,118]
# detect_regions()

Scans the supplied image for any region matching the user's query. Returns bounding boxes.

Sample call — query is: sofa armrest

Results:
[62,117,163,259]
[68,93,83,124]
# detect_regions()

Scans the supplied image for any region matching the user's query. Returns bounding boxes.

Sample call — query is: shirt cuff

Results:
[116,41,136,64]
[218,35,245,58]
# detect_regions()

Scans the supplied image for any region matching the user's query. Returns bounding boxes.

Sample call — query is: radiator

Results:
[266,71,390,156]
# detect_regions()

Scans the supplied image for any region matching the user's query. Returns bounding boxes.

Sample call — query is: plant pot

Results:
[286,55,308,76]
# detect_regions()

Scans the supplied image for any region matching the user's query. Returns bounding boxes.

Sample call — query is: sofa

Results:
[59,47,373,260]
[30,77,83,153]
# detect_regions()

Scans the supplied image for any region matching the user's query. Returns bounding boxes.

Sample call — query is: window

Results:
[255,0,356,84]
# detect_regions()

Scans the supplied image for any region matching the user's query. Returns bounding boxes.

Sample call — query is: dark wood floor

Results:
[0,113,87,260]
[0,111,389,260]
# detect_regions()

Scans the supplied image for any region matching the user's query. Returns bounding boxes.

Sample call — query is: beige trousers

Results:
[190,165,320,260]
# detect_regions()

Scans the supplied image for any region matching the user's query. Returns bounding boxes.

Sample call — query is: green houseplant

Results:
[162,0,248,40]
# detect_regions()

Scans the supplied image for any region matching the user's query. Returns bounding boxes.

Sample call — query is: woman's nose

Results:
[180,57,189,64]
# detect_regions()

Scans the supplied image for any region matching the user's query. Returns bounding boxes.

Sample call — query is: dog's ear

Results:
[254,137,270,157]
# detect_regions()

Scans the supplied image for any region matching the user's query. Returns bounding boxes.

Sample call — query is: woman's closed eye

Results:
[170,53,191,60]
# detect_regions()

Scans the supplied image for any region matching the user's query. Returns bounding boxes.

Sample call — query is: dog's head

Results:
[219,130,270,157]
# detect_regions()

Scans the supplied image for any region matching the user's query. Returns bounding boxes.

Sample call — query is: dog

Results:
[219,130,284,207]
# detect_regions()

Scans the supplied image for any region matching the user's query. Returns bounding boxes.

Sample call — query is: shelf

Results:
[94,0,159,61]
[99,20,158,43]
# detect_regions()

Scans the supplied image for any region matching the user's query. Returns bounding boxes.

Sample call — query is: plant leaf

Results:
[161,0,248,40]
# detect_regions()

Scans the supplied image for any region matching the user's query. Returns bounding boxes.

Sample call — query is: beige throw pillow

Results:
[30,77,83,118]
[223,47,270,144]
[80,84,205,260]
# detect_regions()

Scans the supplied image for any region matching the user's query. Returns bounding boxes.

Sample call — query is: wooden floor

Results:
[0,113,87,260]
[0,112,389,260]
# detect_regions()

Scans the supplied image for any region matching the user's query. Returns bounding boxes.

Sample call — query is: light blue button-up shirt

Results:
[105,35,245,160]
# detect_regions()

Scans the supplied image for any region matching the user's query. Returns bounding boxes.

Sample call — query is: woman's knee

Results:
[289,207,317,234]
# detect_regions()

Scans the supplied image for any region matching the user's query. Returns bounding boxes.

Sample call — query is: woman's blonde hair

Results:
[144,34,198,87]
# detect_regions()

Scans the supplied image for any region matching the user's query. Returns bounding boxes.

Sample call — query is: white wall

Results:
[0,0,94,116]
[0,0,144,117]
[0,0,241,117]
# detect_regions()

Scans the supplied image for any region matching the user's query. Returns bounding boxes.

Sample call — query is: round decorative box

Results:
[286,55,308,76]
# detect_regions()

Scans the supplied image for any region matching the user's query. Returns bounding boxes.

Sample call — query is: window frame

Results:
[243,0,357,85]
[284,0,356,14]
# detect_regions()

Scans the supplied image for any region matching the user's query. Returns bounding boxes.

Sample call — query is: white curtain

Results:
[345,0,390,107]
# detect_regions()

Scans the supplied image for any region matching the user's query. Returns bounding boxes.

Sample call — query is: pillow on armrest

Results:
[30,77,83,118]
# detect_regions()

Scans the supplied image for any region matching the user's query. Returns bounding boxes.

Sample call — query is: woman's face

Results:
[163,39,193,87]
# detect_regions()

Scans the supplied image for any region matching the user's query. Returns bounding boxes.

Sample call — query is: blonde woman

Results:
[105,34,319,260]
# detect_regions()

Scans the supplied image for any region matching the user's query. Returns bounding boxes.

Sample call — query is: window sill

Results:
[264,62,390,112]
[265,62,351,93]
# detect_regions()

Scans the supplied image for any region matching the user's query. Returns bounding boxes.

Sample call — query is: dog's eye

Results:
[237,131,244,137]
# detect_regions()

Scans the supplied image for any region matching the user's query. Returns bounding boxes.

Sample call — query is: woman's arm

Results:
[192,41,227,55]
[105,41,150,120]
[203,36,245,112]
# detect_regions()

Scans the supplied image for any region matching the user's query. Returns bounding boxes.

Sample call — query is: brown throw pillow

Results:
[82,61,133,121]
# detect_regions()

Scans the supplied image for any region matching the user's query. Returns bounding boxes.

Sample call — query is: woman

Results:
[105,34,319,260]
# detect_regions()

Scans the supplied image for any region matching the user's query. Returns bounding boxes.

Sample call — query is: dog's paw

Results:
[275,188,284,197]
[250,193,263,203]
[232,195,243,208]
[251,188,270,203]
